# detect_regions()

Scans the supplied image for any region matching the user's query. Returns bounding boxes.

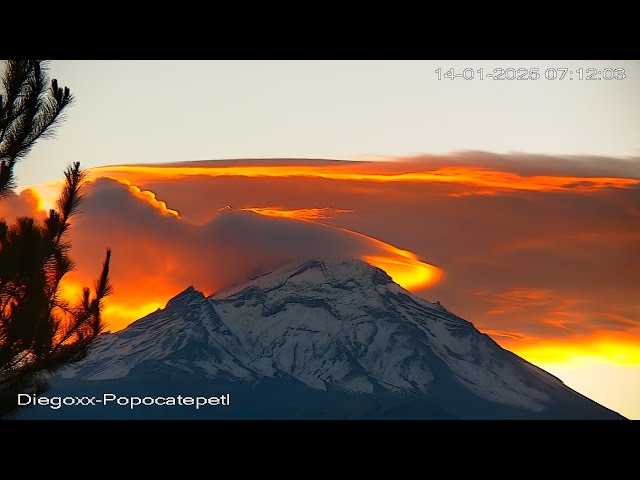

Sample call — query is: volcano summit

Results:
[16,260,624,419]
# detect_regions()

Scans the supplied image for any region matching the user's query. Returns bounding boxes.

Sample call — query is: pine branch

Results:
[0,61,35,144]
[94,248,113,302]
[0,60,73,194]
[55,162,85,239]
[90,248,112,335]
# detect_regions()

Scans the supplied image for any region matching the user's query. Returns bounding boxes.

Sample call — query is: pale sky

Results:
[13,60,640,187]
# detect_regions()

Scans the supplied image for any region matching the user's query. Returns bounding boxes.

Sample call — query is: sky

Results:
[13,60,640,186]
[3,60,640,419]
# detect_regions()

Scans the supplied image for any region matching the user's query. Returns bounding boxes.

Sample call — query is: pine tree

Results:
[0,61,112,416]
[0,61,73,196]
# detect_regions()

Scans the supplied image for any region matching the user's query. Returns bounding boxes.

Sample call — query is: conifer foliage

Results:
[0,61,112,415]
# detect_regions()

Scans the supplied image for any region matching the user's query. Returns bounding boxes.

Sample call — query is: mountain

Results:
[15,260,624,419]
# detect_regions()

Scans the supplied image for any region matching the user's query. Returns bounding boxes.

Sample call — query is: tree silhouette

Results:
[0,61,112,416]
[0,61,73,197]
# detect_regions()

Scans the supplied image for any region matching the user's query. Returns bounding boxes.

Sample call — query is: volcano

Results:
[15,260,624,419]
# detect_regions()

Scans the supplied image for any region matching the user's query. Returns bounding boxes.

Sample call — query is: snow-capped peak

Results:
[40,259,623,420]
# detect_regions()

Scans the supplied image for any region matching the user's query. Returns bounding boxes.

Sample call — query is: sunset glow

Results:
[10,154,638,418]
[365,254,442,291]
[241,206,354,220]
[5,59,640,420]
[112,178,181,217]
[507,336,640,367]
[243,205,442,291]
[89,163,640,193]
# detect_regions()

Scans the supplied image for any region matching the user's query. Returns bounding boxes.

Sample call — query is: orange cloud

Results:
[15,180,65,215]
[472,288,555,315]
[107,178,180,218]
[21,156,639,356]
[241,206,353,220]
[0,188,46,221]
[89,163,639,194]
[235,206,440,291]
[49,177,441,332]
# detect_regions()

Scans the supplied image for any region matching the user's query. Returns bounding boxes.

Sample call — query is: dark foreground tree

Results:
[0,60,73,197]
[0,61,112,416]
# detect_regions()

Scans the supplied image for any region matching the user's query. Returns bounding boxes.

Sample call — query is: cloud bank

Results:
[15,153,639,364]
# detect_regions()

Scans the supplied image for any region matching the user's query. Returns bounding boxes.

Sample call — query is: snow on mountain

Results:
[18,260,624,419]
